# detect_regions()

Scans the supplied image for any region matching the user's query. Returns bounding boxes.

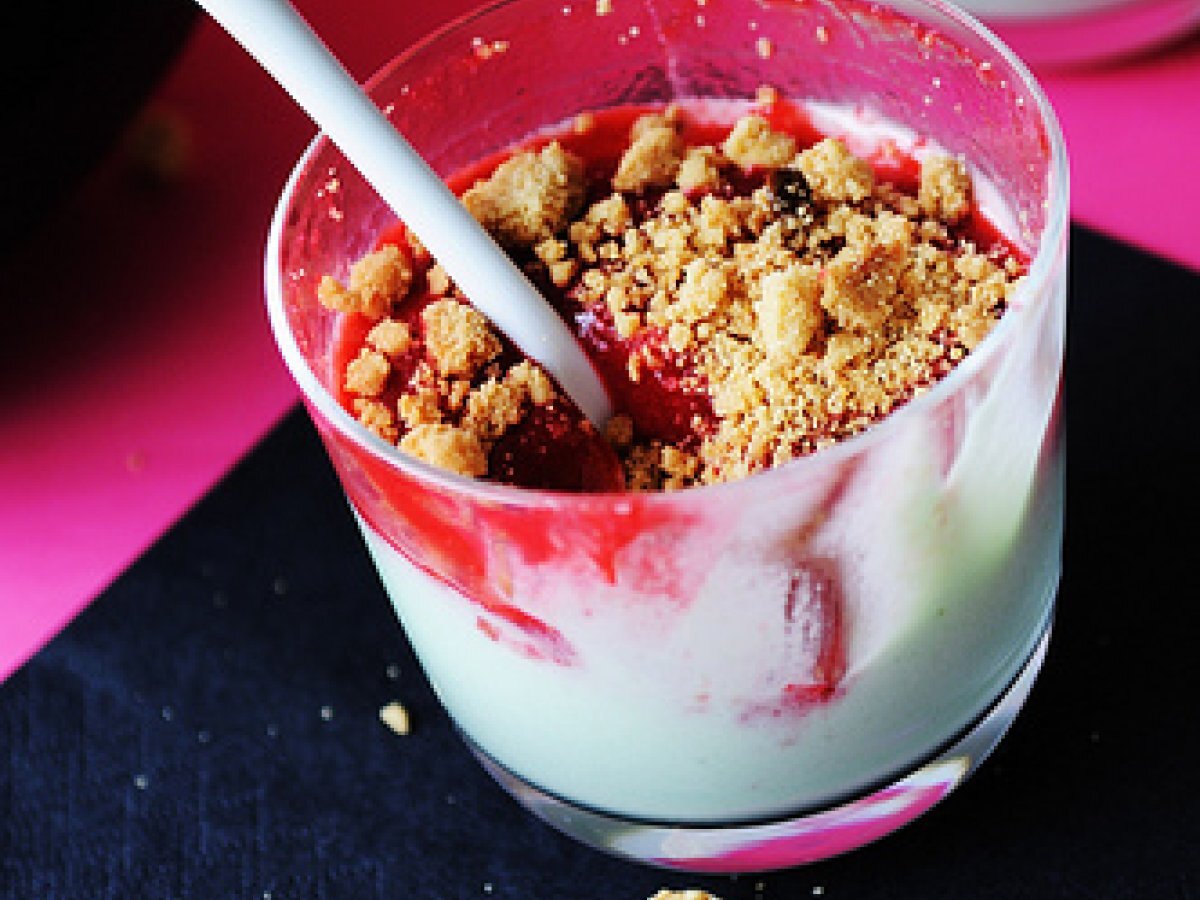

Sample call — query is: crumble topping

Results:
[319,244,413,318]
[613,112,686,192]
[796,137,875,204]
[722,114,796,169]
[422,298,503,378]
[344,348,390,397]
[918,152,972,224]
[365,318,413,356]
[400,423,489,477]
[330,102,1022,490]
[648,892,723,900]
[461,141,585,246]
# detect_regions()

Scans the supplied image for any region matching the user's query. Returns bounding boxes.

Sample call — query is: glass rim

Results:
[264,0,1069,512]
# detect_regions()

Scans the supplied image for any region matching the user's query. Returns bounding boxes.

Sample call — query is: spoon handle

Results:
[196,0,611,426]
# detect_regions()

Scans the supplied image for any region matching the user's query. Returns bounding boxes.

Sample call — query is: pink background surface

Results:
[2,1,1197,681]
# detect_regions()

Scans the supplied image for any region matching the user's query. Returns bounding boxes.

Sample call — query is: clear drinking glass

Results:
[265,0,1067,872]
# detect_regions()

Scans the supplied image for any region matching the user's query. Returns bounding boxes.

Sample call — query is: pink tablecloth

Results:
[1,4,1197,681]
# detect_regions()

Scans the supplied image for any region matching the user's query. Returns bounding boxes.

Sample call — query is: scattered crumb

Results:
[648,891,724,900]
[379,701,411,736]
[596,0,612,13]
[756,36,774,59]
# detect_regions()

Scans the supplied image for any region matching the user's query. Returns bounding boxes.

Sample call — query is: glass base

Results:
[467,624,1051,873]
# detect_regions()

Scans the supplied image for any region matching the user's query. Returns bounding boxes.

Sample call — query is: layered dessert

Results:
[305,97,1062,824]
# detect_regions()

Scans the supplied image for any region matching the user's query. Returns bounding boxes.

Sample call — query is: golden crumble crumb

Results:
[462,142,585,246]
[659,444,700,489]
[549,259,577,287]
[722,115,796,169]
[675,258,727,324]
[399,423,489,477]
[379,701,411,736]
[796,137,875,204]
[366,318,412,356]
[661,190,690,217]
[463,141,585,247]
[353,398,398,443]
[919,153,972,224]
[445,378,473,412]
[588,194,633,235]
[462,360,556,440]
[648,890,723,900]
[317,246,413,319]
[596,0,612,14]
[349,245,412,319]
[422,298,503,378]
[614,115,686,192]
[398,386,443,429]
[756,263,823,360]
[822,236,907,333]
[756,36,774,59]
[510,359,557,405]
[676,146,723,193]
[534,237,568,265]
[426,264,452,296]
[344,348,390,397]
[316,275,355,314]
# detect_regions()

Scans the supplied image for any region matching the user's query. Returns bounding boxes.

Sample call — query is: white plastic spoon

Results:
[196,0,612,427]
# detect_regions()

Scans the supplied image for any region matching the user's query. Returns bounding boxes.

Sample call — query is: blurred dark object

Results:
[0,1,199,258]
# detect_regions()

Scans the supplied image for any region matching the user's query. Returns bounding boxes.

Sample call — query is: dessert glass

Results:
[265,0,1067,872]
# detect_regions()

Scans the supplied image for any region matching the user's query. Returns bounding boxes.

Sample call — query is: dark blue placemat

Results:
[3,226,1198,898]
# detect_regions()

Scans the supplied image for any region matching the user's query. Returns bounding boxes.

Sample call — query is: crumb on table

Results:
[379,701,411,736]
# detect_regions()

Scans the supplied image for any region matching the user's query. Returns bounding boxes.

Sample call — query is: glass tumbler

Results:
[265,0,1067,872]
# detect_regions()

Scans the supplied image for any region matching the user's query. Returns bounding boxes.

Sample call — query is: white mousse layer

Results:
[357,254,1062,821]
